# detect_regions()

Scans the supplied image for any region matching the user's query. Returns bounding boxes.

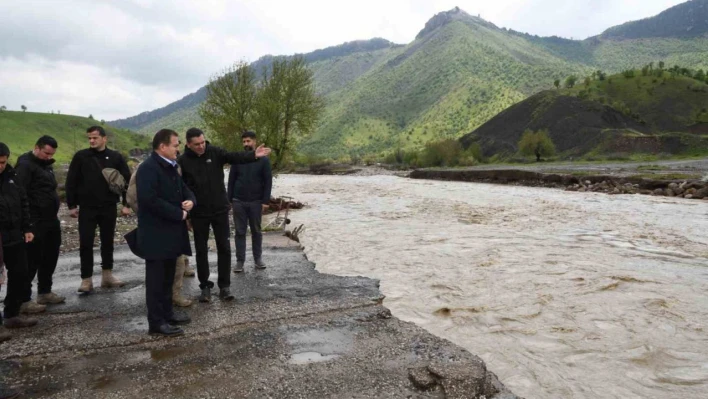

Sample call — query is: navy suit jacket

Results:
[136,152,195,260]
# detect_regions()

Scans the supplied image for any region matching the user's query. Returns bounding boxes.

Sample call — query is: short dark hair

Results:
[36,135,58,149]
[152,129,178,150]
[87,125,106,137]
[241,130,256,139]
[0,142,10,157]
[185,127,205,143]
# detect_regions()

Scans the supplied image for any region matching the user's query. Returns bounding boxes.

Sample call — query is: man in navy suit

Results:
[136,129,195,337]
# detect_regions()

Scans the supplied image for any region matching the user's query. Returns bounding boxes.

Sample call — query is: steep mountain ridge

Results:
[110,1,708,158]
[599,0,708,39]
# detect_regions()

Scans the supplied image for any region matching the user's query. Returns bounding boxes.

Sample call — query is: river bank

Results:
[275,174,708,399]
[1,232,518,398]
[409,168,708,199]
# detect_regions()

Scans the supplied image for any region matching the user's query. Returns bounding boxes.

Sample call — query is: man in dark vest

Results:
[227,131,273,273]
[65,126,132,293]
[16,135,64,310]
[136,129,194,336]
[178,128,271,303]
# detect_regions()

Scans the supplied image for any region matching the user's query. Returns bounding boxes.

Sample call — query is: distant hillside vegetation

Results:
[0,111,150,164]
[460,91,648,157]
[460,67,708,159]
[110,38,400,133]
[111,1,708,159]
[565,69,708,132]
[599,0,708,39]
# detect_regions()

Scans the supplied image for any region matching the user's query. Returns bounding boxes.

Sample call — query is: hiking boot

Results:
[101,270,126,288]
[233,261,244,273]
[78,277,94,293]
[199,287,211,303]
[173,294,193,307]
[4,316,38,329]
[20,301,46,314]
[219,288,235,301]
[0,326,11,343]
[37,292,66,305]
[254,259,267,270]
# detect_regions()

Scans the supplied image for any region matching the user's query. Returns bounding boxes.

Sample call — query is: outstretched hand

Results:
[255,144,271,158]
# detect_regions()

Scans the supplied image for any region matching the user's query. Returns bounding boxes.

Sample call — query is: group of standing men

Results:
[0,126,272,341]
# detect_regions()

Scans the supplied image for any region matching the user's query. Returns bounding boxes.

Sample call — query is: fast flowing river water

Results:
[272,174,708,399]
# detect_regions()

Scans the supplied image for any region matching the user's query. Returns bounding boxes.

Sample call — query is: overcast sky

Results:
[0,0,686,120]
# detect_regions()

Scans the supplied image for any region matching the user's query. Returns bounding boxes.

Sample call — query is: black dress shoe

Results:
[148,324,184,337]
[168,311,191,325]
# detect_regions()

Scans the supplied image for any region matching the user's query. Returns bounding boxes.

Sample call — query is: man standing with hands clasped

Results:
[136,129,195,337]
[178,128,270,303]
[66,126,132,293]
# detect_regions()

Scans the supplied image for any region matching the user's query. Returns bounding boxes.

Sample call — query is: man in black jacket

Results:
[178,128,271,302]
[0,142,38,330]
[227,131,273,273]
[66,126,132,293]
[15,135,65,308]
[136,129,194,337]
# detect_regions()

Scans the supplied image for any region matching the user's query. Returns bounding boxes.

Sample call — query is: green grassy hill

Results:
[110,1,708,160]
[565,72,708,131]
[460,69,708,160]
[0,111,150,164]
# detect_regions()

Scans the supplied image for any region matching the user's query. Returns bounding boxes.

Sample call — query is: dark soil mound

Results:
[460,91,648,157]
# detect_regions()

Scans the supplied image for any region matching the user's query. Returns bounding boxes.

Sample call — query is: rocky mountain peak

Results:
[416,7,497,39]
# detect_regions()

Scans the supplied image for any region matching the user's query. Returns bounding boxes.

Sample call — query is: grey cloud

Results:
[0,0,276,89]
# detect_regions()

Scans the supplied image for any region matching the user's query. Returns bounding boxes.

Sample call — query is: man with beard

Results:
[15,135,64,310]
[178,128,271,303]
[66,126,132,293]
[227,131,273,273]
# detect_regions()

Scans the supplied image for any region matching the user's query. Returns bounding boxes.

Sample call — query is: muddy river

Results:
[273,174,708,399]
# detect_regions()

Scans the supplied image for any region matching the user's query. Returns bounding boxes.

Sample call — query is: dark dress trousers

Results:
[135,152,195,328]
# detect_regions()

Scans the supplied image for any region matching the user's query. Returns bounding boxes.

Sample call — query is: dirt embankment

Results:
[286,164,409,177]
[410,168,708,200]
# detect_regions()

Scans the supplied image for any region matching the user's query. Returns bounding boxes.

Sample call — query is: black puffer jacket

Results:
[177,143,256,217]
[15,151,60,223]
[0,165,32,246]
[65,147,131,209]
